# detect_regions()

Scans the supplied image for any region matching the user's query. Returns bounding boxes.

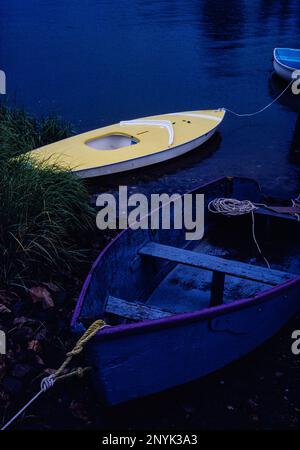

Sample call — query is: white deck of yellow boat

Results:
[27,109,225,178]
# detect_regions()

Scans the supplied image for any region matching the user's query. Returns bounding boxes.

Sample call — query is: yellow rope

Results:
[1,320,107,431]
[54,320,106,378]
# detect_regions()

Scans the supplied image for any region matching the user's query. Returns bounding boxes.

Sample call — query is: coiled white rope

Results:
[208,198,271,269]
[1,375,56,431]
[208,198,257,216]
[224,79,294,117]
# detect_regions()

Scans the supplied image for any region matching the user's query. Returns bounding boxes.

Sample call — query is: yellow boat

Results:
[28,109,225,178]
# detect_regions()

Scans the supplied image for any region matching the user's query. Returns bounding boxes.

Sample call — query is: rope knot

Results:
[40,375,56,392]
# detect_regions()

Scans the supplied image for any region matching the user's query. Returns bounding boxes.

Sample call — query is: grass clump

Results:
[0,104,72,159]
[0,105,94,287]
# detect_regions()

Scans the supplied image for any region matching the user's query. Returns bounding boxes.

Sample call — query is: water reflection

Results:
[258,0,296,22]
[269,73,300,112]
[87,132,222,197]
[290,113,300,165]
[1,0,300,196]
[201,0,245,42]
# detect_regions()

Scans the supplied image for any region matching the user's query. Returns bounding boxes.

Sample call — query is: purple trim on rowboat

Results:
[71,176,300,340]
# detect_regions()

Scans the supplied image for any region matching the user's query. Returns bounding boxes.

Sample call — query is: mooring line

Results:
[1,320,108,431]
[224,79,294,117]
[1,375,56,431]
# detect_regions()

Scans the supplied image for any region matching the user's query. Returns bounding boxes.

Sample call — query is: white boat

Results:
[273,47,300,81]
[28,109,225,178]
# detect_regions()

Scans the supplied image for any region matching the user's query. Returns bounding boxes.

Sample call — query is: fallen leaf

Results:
[42,282,60,293]
[0,304,11,314]
[28,340,41,353]
[35,355,45,366]
[30,287,54,309]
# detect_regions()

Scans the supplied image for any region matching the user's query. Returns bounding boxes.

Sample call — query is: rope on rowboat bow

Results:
[224,79,294,117]
[208,198,271,269]
[1,319,108,431]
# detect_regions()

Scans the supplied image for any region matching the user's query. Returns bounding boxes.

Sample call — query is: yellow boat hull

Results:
[28,109,225,178]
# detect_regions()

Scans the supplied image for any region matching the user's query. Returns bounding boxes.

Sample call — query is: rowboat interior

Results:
[77,177,300,328]
[274,48,300,70]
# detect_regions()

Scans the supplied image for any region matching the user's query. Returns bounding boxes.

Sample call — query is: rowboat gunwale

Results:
[71,176,300,341]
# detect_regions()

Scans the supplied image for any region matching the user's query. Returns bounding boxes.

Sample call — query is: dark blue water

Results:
[2,0,300,196]
[1,1,300,430]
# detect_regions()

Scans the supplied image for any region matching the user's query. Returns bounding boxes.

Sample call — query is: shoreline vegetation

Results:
[0,105,101,429]
[0,104,95,288]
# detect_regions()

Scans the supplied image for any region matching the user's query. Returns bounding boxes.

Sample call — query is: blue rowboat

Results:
[72,177,300,405]
[273,47,300,81]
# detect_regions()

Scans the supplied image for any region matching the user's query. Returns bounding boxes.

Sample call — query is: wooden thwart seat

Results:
[105,243,296,320]
[139,242,294,285]
[139,242,296,306]
[106,295,172,321]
